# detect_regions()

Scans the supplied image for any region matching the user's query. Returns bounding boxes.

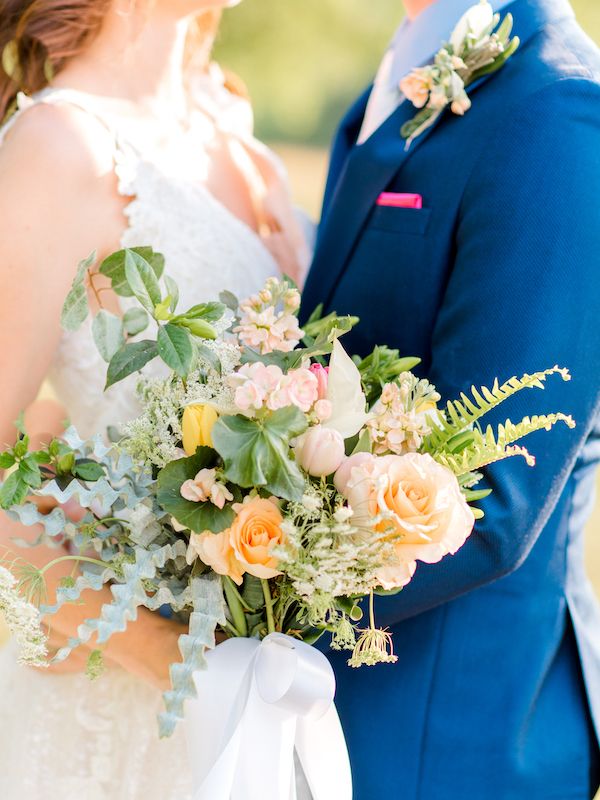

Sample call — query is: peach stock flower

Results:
[400,68,432,108]
[187,530,245,586]
[229,497,286,579]
[338,452,475,589]
[180,468,233,510]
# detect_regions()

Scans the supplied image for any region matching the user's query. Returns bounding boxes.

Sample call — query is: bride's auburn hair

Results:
[0,0,222,121]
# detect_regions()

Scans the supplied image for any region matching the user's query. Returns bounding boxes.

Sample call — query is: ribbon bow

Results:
[186,633,353,800]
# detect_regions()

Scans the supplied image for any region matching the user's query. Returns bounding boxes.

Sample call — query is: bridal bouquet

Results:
[0,248,574,745]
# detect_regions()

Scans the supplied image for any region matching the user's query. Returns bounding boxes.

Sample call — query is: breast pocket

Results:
[368,205,432,236]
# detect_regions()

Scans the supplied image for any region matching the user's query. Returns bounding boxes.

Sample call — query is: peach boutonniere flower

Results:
[401,1,520,149]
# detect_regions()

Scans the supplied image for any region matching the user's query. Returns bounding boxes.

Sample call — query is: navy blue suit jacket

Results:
[302,0,600,796]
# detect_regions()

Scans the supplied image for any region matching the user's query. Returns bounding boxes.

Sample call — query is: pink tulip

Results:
[295,425,346,477]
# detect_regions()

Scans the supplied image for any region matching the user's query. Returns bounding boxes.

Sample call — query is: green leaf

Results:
[374,586,404,597]
[164,276,180,312]
[122,307,149,336]
[56,452,75,475]
[0,452,16,469]
[174,302,226,324]
[61,252,95,332]
[463,487,492,503]
[211,406,308,501]
[105,340,158,389]
[0,471,29,509]
[124,249,162,314]
[13,438,28,459]
[241,575,265,611]
[17,454,42,489]
[14,412,26,436]
[156,449,234,533]
[196,343,222,375]
[154,297,173,321]
[219,290,239,313]
[72,460,106,482]
[99,247,165,297]
[157,324,193,377]
[92,309,125,363]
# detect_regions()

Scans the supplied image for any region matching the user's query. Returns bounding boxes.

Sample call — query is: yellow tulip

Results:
[182,404,219,454]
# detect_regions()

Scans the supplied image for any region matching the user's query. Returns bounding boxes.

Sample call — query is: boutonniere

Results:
[400,1,520,149]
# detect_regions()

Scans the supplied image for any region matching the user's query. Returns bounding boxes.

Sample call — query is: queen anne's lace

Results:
[0,566,47,667]
[0,81,280,799]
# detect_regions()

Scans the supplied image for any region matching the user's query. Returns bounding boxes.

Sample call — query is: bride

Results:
[0,0,308,797]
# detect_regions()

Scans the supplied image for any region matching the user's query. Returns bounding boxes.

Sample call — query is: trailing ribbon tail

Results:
[185,633,353,800]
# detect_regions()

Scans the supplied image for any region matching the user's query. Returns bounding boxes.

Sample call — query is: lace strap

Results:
[0,88,121,156]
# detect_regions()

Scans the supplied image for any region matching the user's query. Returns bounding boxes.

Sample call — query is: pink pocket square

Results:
[376,192,423,209]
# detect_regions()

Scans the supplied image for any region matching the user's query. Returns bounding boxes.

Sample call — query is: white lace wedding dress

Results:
[0,74,303,800]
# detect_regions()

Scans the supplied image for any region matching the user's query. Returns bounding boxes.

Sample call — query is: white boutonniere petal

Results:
[400,0,519,149]
[450,0,495,51]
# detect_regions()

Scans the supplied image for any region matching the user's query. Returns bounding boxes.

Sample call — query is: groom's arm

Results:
[376,78,600,627]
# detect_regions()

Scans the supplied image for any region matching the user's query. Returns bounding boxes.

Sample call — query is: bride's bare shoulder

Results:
[0,100,126,262]
[0,100,115,189]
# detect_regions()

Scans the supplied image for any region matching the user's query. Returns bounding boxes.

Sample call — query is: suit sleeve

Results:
[375,78,600,628]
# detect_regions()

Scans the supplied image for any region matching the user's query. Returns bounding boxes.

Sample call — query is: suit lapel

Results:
[308,97,441,310]
[318,86,371,231]
[304,0,576,314]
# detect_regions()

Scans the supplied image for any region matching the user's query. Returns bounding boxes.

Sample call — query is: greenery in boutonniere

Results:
[400,0,520,149]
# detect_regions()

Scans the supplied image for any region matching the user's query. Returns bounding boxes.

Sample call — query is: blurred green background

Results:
[216,0,600,146]
[216,0,600,603]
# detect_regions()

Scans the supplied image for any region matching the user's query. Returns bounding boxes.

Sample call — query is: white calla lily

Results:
[450,1,494,52]
[323,339,369,439]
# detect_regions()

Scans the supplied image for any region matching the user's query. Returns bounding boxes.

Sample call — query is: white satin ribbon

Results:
[185,633,353,800]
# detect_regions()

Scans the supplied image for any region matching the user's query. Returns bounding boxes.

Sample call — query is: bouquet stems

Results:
[261,579,276,635]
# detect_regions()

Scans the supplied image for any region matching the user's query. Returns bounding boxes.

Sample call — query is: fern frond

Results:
[494,413,575,446]
[433,411,574,476]
[434,441,534,476]
[423,366,571,453]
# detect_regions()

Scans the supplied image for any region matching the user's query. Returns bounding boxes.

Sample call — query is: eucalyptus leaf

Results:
[157,324,193,377]
[61,251,95,332]
[124,249,162,314]
[92,309,125,363]
[211,406,307,501]
[156,449,234,533]
[105,340,158,389]
[100,247,165,297]
[219,290,239,313]
[122,307,149,336]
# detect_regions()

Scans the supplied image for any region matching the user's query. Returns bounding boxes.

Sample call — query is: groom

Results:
[302,0,600,797]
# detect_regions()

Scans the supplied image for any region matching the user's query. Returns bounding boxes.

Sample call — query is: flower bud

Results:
[182,404,219,454]
[309,363,329,400]
[178,318,217,340]
[295,425,346,478]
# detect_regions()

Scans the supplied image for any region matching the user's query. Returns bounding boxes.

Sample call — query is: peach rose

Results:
[187,530,245,586]
[341,452,475,586]
[229,497,286,579]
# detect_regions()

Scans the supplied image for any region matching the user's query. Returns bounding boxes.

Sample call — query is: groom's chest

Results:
[317,119,475,371]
